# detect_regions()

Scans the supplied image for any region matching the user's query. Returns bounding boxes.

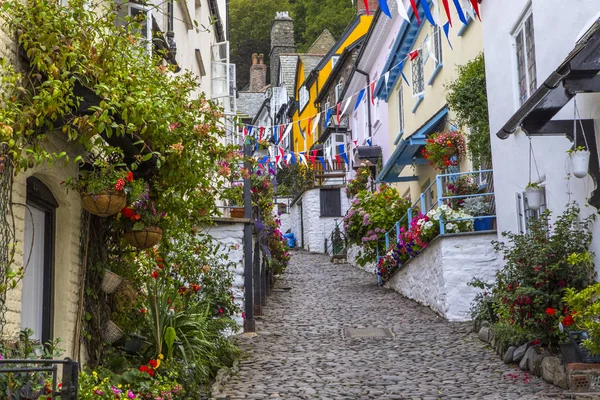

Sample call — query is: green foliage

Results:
[564,282,600,355]
[470,203,596,349]
[445,53,491,168]
[275,163,314,199]
[293,0,356,52]
[346,164,370,198]
[491,322,536,350]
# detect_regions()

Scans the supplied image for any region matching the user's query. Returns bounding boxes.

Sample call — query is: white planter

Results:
[570,150,590,178]
[524,188,544,211]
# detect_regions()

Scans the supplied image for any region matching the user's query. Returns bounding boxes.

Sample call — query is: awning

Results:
[377,107,448,182]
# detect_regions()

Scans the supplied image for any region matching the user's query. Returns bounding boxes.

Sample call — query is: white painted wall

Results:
[346,244,377,275]
[481,0,600,276]
[385,233,501,321]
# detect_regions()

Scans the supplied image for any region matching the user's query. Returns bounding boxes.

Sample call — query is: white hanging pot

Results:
[570,150,590,178]
[524,188,544,211]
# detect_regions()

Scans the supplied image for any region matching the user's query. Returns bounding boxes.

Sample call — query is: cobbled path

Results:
[215,252,566,399]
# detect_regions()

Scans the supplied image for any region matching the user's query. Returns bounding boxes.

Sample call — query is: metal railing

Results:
[325,219,348,257]
[0,358,79,399]
[376,169,495,285]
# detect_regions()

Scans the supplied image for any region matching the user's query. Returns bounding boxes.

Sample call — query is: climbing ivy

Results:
[445,53,491,168]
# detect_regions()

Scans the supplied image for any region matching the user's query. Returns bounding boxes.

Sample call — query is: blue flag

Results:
[452,0,469,25]
[422,0,436,26]
[319,156,327,170]
[290,152,297,164]
[325,108,333,128]
[354,89,366,111]
[398,61,410,86]
[443,22,453,50]
[273,126,278,143]
[297,121,306,140]
[366,138,372,146]
[378,0,392,18]
[248,126,254,137]
[339,144,349,165]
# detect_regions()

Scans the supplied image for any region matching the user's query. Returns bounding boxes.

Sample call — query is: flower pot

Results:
[474,217,495,232]
[255,148,269,158]
[230,207,245,219]
[524,188,544,211]
[102,320,124,344]
[81,190,127,217]
[570,150,590,178]
[124,227,163,249]
[101,269,123,294]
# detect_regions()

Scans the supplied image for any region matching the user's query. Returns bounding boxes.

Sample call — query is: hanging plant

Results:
[568,146,590,179]
[422,130,467,170]
[524,182,544,211]
[115,186,166,249]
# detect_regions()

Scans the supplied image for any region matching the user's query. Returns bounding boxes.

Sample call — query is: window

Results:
[520,186,547,233]
[398,85,404,133]
[331,56,340,69]
[362,95,368,133]
[411,51,425,97]
[432,25,443,68]
[320,188,342,217]
[115,2,152,54]
[335,78,344,103]
[324,133,345,156]
[375,99,380,122]
[299,85,309,112]
[514,9,537,105]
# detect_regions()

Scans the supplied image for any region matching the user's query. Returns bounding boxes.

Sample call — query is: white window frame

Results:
[325,133,345,156]
[432,25,443,68]
[512,6,537,106]
[362,95,368,134]
[335,78,344,103]
[299,85,309,112]
[331,56,340,69]
[116,2,153,54]
[520,186,547,233]
[411,51,425,97]
[398,84,404,133]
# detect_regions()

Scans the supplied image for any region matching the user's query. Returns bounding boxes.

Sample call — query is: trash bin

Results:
[282,232,296,248]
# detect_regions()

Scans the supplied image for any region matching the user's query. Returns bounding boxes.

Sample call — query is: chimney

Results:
[357,0,379,15]
[249,53,267,92]
[269,11,296,86]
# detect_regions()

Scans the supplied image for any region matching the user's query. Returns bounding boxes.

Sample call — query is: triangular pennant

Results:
[341,98,352,116]
[282,123,292,144]
[312,114,321,136]
[452,0,468,25]
[276,155,282,168]
[353,139,358,148]
[399,61,411,86]
[395,0,410,22]
[432,0,442,25]
[370,81,376,105]
[318,156,326,170]
[335,154,341,167]
[336,102,342,124]
[366,138,372,146]
[311,149,318,158]
[284,153,290,167]
[325,108,333,127]
[384,71,390,96]
[422,0,437,26]
[297,120,306,140]
[248,126,254,136]
[259,126,265,140]
[307,117,312,137]
[354,89,366,111]
[460,0,474,20]
[379,0,392,18]
[443,22,453,49]
[409,49,419,61]
[409,0,421,26]
[441,0,452,26]
[469,0,481,20]
[273,126,278,144]
[338,144,349,165]
[290,152,296,165]
[299,152,307,165]
[427,37,437,64]
[279,147,285,158]
[362,0,370,15]
[243,127,248,136]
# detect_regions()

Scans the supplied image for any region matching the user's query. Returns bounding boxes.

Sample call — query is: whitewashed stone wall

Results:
[347,244,377,275]
[203,220,250,329]
[385,232,501,321]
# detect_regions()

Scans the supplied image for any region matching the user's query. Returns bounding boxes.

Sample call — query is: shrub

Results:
[564,282,600,355]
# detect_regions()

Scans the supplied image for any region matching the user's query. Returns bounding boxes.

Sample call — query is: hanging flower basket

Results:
[102,320,124,344]
[524,187,544,211]
[124,227,163,249]
[421,130,467,170]
[101,269,123,293]
[570,149,590,178]
[81,190,127,217]
[230,207,245,219]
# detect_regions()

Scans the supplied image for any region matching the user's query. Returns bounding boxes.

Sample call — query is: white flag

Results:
[282,123,292,144]
[312,114,321,137]
[396,0,410,22]
[460,0,475,20]
[432,0,441,26]
[341,97,352,116]
[426,36,437,64]
[326,147,334,170]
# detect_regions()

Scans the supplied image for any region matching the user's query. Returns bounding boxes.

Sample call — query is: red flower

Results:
[151,270,159,279]
[134,214,141,221]
[562,315,575,326]
[126,171,134,182]
[531,339,541,346]
[115,178,126,191]
[178,286,187,295]
[149,359,158,369]
[218,307,224,315]
[546,308,557,316]
[191,284,201,292]
[147,369,155,377]
[139,365,149,373]
[140,308,147,314]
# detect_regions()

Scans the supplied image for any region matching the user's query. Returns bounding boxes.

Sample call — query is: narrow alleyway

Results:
[214,252,565,399]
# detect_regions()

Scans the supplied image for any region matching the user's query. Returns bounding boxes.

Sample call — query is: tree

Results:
[294,0,355,52]
[445,53,491,168]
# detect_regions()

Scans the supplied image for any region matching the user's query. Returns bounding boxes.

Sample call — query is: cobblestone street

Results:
[215,252,566,399]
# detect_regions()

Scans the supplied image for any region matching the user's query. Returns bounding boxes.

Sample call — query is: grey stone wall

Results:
[270,12,296,85]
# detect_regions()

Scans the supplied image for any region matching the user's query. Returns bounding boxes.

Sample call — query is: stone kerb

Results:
[385,232,501,321]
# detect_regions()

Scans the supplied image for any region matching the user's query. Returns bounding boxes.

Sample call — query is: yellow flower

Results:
[93,386,98,391]
[92,371,98,378]
[158,353,164,360]
[103,378,108,383]
[155,359,161,369]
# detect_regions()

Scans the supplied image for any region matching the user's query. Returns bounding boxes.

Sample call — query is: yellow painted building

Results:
[377,3,483,203]
[291,15,373,154]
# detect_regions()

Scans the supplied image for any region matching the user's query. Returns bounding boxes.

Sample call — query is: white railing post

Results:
[436,174,445,235]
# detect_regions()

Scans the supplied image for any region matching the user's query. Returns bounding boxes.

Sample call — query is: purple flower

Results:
[256,170,262,176]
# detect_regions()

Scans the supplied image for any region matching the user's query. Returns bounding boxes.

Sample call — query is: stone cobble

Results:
[214,252,566,399]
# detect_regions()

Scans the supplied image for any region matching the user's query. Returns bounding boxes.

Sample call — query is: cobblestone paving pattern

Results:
[215,252,566,400]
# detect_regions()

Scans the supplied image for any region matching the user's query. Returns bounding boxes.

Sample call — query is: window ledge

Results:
[412,95,424,113]
[393,129,405,145]
[428,64,443,86]
[458,17,473,37]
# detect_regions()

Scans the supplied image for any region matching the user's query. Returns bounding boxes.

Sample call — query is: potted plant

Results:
[221,182,245,218]
[524,182,544,211]
[462,197,494,231]
[568,145,590,178]
[65,155,139,217]
[421,130,467,170]
[255,139,270,158]
[116,186,166,249]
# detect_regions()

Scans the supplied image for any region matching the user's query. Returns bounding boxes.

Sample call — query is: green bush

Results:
[564,282,600,355]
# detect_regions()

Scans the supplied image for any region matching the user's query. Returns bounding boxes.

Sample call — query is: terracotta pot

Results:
[230,207,245,219]
[81,190,127,217]
[124,227,163,249]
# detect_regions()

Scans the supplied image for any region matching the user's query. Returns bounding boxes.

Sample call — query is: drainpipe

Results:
[355,68,372,140]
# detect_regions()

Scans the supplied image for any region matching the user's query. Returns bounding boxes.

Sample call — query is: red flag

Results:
[275,155,281,164]
[442,0,452,26]
[409,0,421,26]
[370,81,376,105]
[278,147,285,157]
[409,49,419,61]
[307,117,312,137]
[336,103,341,124]
[353,139,358,148]
[259,126,264,140]
[362,0,370,15]
[335,154,341,167]
[311,149,318,157]
[310,156,316,166]
[469,0,481,20]
[243,127,248,136]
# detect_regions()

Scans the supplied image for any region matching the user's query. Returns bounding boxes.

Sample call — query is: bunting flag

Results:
[299,152,307,165]
[275,155,282,168]
[325,108,333,127]
[441,0,452,26]
[339,144,349,165]
[273,126,278,143]
[326,147,334,170]
[290,152,296,165]
[335,154,341,167]
[353,139,358,148]
[362,0,370,15]
[399,61,410,86]
[354,89,366,111]
[248,126,254,137]
[297,120,306,140]
[336,102,342,124]
[370,81,376,105]
[452,0,468,25]
[243,127,248,136]
[409,0,420,26]
[310,155,316,166]
[311,149,318,158]
[460,0,474,20]
[432,0,442,25]
[284,153,290,166]
[409,49,419,61]
[318,156,326,170]
[282,123,292,144]
[259,126,265,140]
[278,147,285,158]
[366,138,372,146]
[396,0,410,22]
[312,114,321,136]
[261,156,269,165]
[422,0,437,26]
[307,117,312,137]
[443,22,453,49]
[341,97,352,116]
[379,0,392,18]
[469,0,481,20]
[426,37,437,64]
[268,146,275,160]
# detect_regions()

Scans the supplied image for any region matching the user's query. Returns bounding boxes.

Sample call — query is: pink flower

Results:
[127,390,136,399]
[168,123,179,132]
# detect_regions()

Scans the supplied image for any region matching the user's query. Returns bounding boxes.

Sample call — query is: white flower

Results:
[424,221,434,230]
[446,223,456,232]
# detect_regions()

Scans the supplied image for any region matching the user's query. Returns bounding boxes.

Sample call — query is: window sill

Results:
[428,64,443,86]
[412,95,424,113]
[458,17,473,37]
[393,129,405,145]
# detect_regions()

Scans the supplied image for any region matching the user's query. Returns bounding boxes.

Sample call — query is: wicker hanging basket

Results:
[102,320,124,344]
[101,270,123,294]
[81,190,127,217]
[124,227,163,249]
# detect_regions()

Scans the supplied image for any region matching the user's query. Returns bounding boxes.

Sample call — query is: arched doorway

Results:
[21,176,58,343]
